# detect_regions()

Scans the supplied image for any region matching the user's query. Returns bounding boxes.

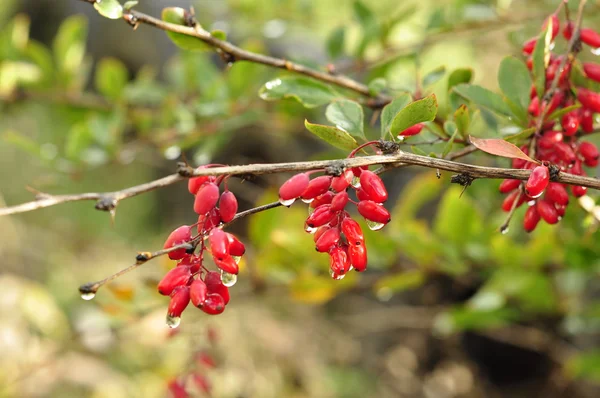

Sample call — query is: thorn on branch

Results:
[177,162,194,177]
[376,140,400,154]
[95,196,117,211]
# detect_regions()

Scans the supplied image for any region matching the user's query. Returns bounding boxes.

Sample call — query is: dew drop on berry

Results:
[81,292,96,301]
[166,314,181,329]
[500,226,509,235]
[279,198,296,206]
[329,269,345,280]
[351,175,361,189]
[365,219,385,231]
[220,271,237,287]
[304,224,318,234]
[301,198,314,204]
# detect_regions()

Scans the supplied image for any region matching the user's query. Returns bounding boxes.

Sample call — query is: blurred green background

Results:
[1,0,600,397]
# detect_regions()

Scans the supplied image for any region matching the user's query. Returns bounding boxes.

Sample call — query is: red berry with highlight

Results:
[301,176,332,200]
[330,169,353,192]
[227,233,246,257]
[581,28,600,48]
[545,183,569,206]
[279,173,310,203]
[219,191,238,223]
[168,286,190,317]
[359,170,388,203]
[214,255,239,275]
[201,293,225,315]
[209,228,229,261]
[523,206,541,233]
[525,166,549,198]
[341,217,364,245]
[537,200,559,224]
[330,191,349,212]
[562,111,580,136]
[194,183,220,215]
[499,179,521,193]
[398,123,424,137]
[164,225,192,260]
[580,108,595,133]
[572,185,587,197]
[305,205,336,228]
[578,88,600,113]
[190,279,208,308]
[349,243,367,272]
[502,190,525,212]
[315,228,341,252]
[357,200,391,225]
[158,266,192,296]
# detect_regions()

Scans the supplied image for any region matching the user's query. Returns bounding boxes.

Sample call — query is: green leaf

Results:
[367,78,386,96]
[94,0,123,19]
[447,68,473,91]
[326,26,345,59]
[304,120,358,150]
[411,146,428,156]
[65,122,92,160]
[374,270,425,295]
[123,1,138,10]
[434,307,519,335]
[259,77,337,108]
[498,56,531,118]
[532,23,552,101]
[380,94,411,138]
[547,104,581,121]
[52,15,88,75]
[441,121,458,157]
[567,352,600,382]
[325,99,364,140]
[353,0,380,56]
[210,29,226,41]
[452,84,512,117]
[389,94,438,136]
[2,130,41,158]
[95,57,128,100]
[161,7,211,51]
[422,65,446,87]
[454,105,470,138]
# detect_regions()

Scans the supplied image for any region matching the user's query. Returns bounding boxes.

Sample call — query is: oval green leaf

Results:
[259,77,337,108]
[389,94,438,136]
[304,120,358,150]
[325,99,364,140]
[94,0,123,19]
[161,7,211,51]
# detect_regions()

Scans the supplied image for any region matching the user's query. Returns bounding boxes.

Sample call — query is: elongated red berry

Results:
[204,271,230,304]
[310,191,335,209]
[168,286,190,317]
[305,205,336,229]
[214,255,239,275]
[279,173,310,203]
[190,279,208,307]
[178,254,202,273]
[341,217,364,245]
[563,21,573,40]
[579,141,599,163]
[522,37,536,55]
[583,63,600,83]
[538,131,563,149]
[201,293,225,315]
[543,14,560,40]
[227,233,246,257]
[168,380,189,398]
[525,166,549,198]
[578,88,600,113]
[301,176,332,200]
[523,206,541,233]
[330,191,349,212]
[537,200,559,224]
[398,123,424,137]
[562,111,580,136]
[219,191,238,223]
[164,225,192,260]
[349,243,367,272]
[194,183,220,215]
[581,28,600,48]
[357,200,391,224]
[209,228,229,261]
[572,185,587,197]
[329,246,351,277]
[528,96,540,116]
[545,183,569,206]
[315,228,341,252]
[555,142,577,164]
[499,179,521,193]
[198,208,221,233]
[158,266,192,296]
[502,190,525,212]
[580,108,595,133]
[359,170,388,203]
[330,169,353,192]
[356,187,371,202]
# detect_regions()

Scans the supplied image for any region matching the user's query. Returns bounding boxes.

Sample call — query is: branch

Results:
[3,146,600,217]
[78,0,392,108]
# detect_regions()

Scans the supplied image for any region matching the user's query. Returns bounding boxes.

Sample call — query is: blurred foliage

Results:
[2,0,600,397]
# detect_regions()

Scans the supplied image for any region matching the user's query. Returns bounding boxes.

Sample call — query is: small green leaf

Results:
[52,15,88,75]
[547,104,581,121]
[211,29,227,41]
[161,7,211,51]
[532,23,552,101]
[326,26,345,59]
[123,1,138,10]
[441,121,458,157]
[94,0,123,19]
[95,57,128,100]
[325,99,364,140]
[504,127,536,143]
[422,65,446,87]
[452,84,512,117]
[447,68,473,91]
[411,146,428,156]
[304,120,358,150]
[259,77,337,108]
[380,94,411,138]
[454,104,470,138]
[368,78,386,96]
[389,94,438,136]
[498,56,531,118]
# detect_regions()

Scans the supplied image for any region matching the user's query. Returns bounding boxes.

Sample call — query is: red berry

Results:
[177,254,202,273]
[205,271,230,304]
[572,185,587,197]
[556,204,567,217]
[315,228,341,252]
[168,286,190,317]
[197,208,221,233]
[522,37,536,55]
[525,166,550,198]
[214,255,239,275]
[563,21,573,40]
[330,169,353,192]
[305,205,336,229]
[545,183,569,206]
[201,293,225,315]
[499,179,521,193]
[190,279,208,307]
[227,233,246,257]
[188,170,213,195]
[580,108,595,133]
[329,246,351,277]
[543,14,560,40]
[523,206,541,233]
[357,200,391,225]
[192,374,212,394]
[301,176,332,200]
[536,200,559,224]
[555,142,577,164]
[279,173,310,203]
[583,63,600,83]
[398,123,424,137]
[341,217,364,245]
[313,225,331,242]
[562,111,580,136]
[538,131,563,149]
[330,191,349,212]
[219,191,238,223]
[158,266,192,296]
[528,96,540,116]
[579,141,599,163]
[209,228,229,261]
[578,88,600,113]
[349,243,367,272]
[502,190,525,212]
[359,170,388,203]
[581,28,600,48]
[164,225,192,260]
[167,379,190,398]
[194,183,220,215]
[356,187,371,202]
[310,191,335,209]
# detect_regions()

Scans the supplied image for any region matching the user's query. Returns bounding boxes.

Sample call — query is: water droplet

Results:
[301,198,314,204]
[279,197,296,206]
[592,47,600,56]
[166,314,181,329]
[232,255,242,264]
[329,269,345,280]
[397,136,406,142]
[527,200,536,206]
[351,176,361,189]
[304,224,317,234]
[220,271,237,287]
[500,226,509,235]
[366,220,385,231]
[529,192,543,199]
[81,292,96,301]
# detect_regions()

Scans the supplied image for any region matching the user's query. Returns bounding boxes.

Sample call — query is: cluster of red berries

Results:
[278,158,391,279]
[500,13,599,232]
[159,168,246,327]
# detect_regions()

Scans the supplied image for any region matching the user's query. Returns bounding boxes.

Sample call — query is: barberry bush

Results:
[2,0,600,397]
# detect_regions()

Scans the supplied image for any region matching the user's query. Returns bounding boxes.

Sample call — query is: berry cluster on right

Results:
[500,12,599,232]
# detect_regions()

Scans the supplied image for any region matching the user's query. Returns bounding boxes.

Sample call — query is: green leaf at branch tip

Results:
[210,30,227,41]
[326,26,345,59]
[469,136,537,163]
[422,65,446,87]
[441,121,458,158]
[411,146,428,156]
[161,7,211,51]
[498,56,531,120]
[532,22,552,102]
[326,99,365,140]
[380,94,411,138]
[123,1,138,10]
[503,127,536,143]
[94,0,124,19]
[304,120,358,151]
[389,94,438,136]
[454,105,470,139]
[448,68,473,91]
[368,78,386,96]
[259,77,338,108]
[547,104,581,121]
[452,84,512,117]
